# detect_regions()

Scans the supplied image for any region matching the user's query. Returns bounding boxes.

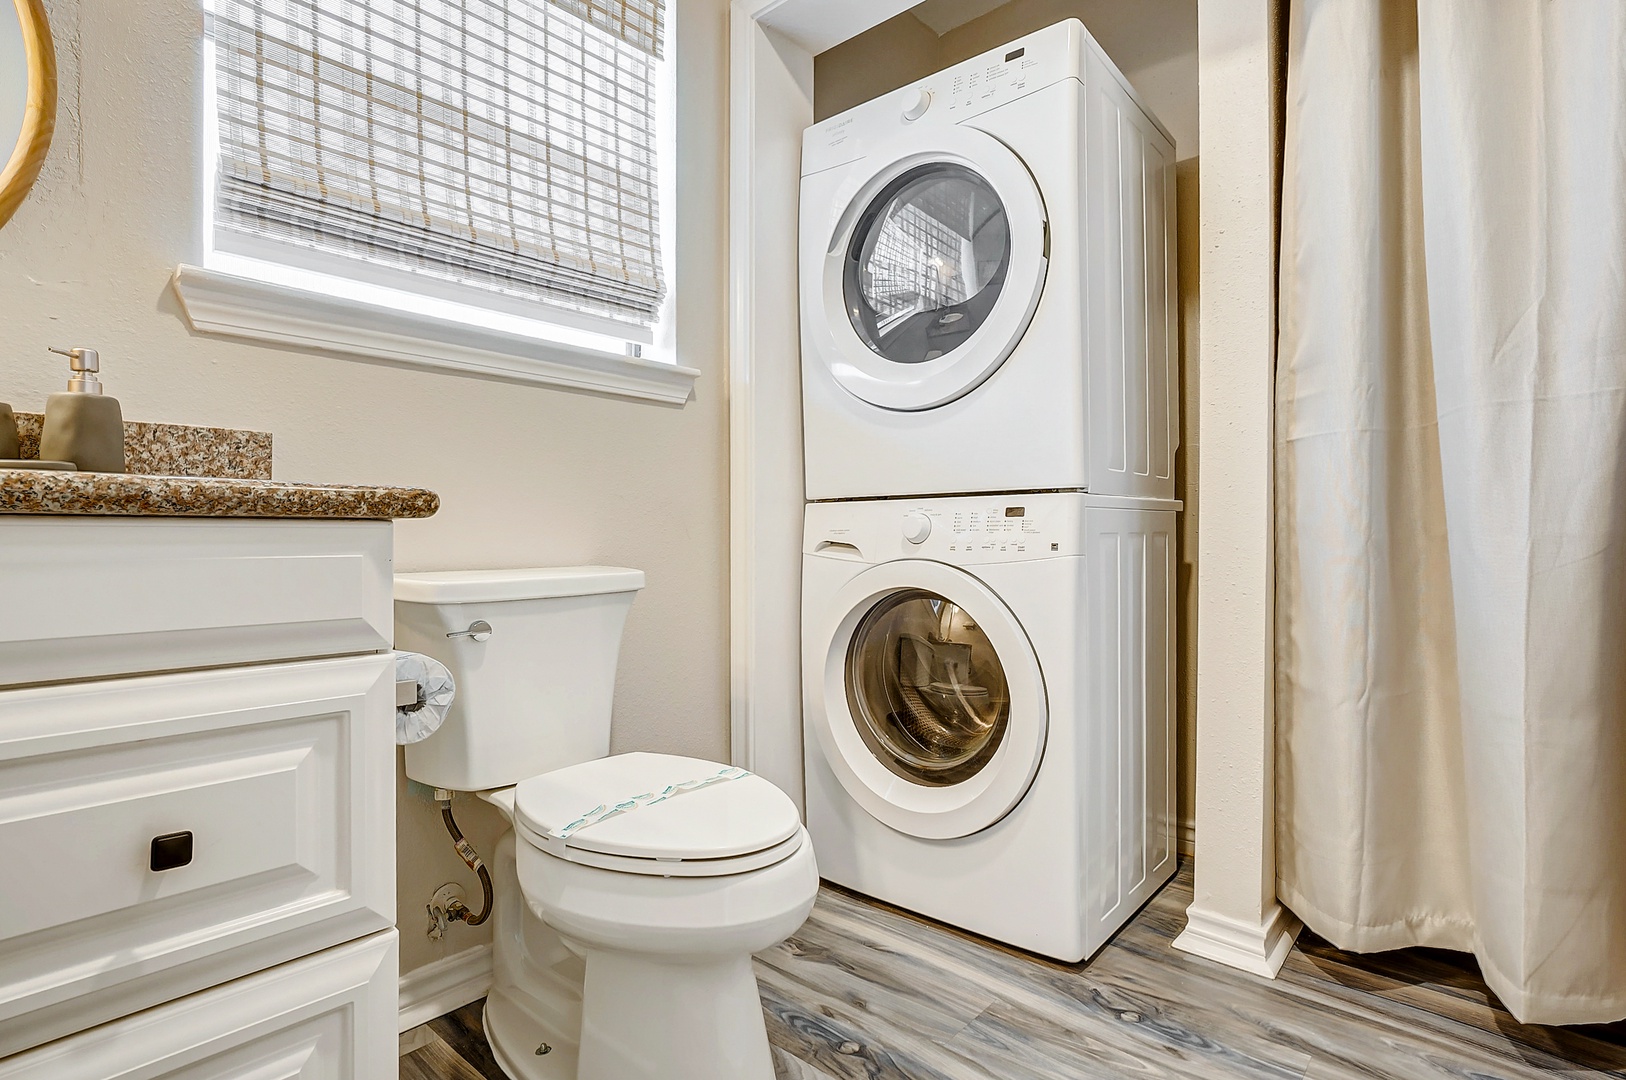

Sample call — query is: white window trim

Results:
[170,263,699,404]
[178,1,690,406]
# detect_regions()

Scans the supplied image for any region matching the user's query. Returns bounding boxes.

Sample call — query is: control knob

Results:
[902,511,932,544]
[902,89,932,122]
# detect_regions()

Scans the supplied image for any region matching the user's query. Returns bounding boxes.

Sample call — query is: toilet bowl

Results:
[394,569,818,1080]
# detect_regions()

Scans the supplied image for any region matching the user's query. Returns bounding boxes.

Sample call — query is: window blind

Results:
[210,0,667,328]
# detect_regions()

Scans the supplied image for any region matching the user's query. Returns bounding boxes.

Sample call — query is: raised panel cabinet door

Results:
[0,931,399,1080]
[0,655,396,1056]
[0,518,393,688]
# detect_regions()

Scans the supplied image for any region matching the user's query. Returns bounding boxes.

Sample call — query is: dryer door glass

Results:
[845,589,1010,786]
[844,163,1011,366]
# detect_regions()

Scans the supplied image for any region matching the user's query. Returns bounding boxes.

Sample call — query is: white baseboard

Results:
[398,944,494,1033]
[1172,900,1300,979]
[1176,817,1196,857]
[398,1024,435,1057]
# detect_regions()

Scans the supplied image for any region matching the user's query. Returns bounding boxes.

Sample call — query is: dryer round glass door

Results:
[812,125,1048,412]
[810,560,1047,839]
[844,164,1010,366]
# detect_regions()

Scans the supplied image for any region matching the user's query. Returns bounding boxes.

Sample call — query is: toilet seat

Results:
[511,752,804,878]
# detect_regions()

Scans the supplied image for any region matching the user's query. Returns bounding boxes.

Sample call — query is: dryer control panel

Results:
[801,19,1087,176]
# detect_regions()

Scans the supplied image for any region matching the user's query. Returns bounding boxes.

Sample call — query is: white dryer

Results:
[801,493,1177,961]
[799,20,1177,501]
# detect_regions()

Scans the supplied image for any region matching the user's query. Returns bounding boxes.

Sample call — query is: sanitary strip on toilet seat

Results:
[539,766,752,858]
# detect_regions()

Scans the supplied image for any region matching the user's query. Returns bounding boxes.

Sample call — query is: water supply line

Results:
[435,789,493,927]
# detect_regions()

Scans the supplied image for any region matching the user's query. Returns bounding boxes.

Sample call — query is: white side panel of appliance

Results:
[0,656,396,1057]
[0,931,398,1080]
[0,518,394,688]
[1086,47,1179,501]
[1083,505,1177,938]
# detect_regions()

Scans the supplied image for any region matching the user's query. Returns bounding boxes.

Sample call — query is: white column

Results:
[728,5,815,808]
[1171,0,1299,978]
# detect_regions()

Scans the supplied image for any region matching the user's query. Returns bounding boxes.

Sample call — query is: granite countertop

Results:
[0,470,439,520]
[0,413,436,519]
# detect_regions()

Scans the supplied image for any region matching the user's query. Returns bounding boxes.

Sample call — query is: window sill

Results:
[170,265,699,405]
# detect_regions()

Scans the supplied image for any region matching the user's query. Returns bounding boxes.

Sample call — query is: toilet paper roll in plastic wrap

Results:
[395,651,455,745]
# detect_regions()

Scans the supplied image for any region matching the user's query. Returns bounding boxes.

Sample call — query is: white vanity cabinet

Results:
[0,517,400,1072]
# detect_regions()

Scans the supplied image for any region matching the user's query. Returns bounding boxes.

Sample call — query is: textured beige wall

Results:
[0,0,732,975]
[814,1,1201,846]
[813,11,944,121]
[815,0,1196,157]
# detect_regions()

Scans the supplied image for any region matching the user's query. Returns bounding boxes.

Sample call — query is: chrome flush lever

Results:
[446,620,494,642]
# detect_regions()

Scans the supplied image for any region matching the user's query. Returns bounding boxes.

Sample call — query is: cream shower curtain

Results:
[1275,0,1626,1025]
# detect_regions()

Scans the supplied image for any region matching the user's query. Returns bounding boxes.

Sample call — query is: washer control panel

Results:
[806,493,1096,565]
[913,499,1070,562]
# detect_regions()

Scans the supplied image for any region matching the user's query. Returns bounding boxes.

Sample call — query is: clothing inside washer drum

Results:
[846,590,1011,781]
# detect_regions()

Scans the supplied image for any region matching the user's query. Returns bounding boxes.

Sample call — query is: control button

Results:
[902,511,932,544]
[902,89,932,122]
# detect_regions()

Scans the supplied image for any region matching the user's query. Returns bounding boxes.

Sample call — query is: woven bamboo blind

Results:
[211,0,667,326]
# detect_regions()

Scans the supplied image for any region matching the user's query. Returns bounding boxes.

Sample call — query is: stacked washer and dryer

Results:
[797,19,1180,963]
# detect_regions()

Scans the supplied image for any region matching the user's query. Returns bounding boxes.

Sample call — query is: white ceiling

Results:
[908,0,1011,35]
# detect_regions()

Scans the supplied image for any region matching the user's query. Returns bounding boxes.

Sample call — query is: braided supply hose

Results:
[436,793,493,927]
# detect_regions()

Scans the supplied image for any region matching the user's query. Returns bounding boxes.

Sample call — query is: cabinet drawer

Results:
[0,656,395,1056]
[0,518,392,688]
[0,931,398,1080]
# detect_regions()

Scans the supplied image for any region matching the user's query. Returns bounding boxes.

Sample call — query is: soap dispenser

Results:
[39,347,126,473]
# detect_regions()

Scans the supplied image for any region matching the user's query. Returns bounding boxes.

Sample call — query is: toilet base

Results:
[477,812,813,1080]
[484,988,579,1080]
[576,949,773,1080]
[482,828,584,1080]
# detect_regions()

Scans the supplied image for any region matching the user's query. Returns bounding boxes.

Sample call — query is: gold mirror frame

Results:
[0,0,55,229]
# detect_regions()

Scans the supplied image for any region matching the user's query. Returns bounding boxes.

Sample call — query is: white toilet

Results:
[394,568,818,1080]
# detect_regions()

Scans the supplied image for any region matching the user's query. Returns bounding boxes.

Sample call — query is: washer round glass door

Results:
[811,560,1047,839]
[813,125,1047,412]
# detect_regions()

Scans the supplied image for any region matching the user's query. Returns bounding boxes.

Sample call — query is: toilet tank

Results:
[393,567,645,791]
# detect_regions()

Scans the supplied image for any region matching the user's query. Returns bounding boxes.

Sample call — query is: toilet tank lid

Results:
[394,566,646,604]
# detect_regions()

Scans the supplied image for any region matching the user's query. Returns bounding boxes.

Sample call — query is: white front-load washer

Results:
[801,492,1177,961]
[799,20,1178,501]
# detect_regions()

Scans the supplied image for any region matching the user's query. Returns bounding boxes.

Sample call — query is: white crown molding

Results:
[171,265,700,406]
[397,943,493,1034]
[1172,900,1300,979]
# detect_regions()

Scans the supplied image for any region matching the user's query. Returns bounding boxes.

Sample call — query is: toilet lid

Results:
[513,752,802,864]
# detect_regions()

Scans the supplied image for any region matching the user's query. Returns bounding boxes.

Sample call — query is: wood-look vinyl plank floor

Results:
[402,861,1626,1079]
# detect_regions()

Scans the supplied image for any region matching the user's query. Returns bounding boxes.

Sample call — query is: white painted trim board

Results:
[171,265,700,405]
[397,944,493,1034]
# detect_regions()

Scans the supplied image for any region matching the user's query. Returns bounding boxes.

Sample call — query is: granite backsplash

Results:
[13,413,273,480]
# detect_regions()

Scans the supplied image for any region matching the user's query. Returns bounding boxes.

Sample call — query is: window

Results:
[193,0,677,373]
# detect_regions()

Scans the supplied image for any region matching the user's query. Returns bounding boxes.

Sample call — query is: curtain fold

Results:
[1277,0,1626,1025]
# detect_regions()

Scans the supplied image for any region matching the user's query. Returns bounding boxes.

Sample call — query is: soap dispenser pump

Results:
[39,347,126,473]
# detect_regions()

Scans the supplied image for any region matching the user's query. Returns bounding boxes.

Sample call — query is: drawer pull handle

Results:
[150,831,194,872]
[446,620,493,642]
